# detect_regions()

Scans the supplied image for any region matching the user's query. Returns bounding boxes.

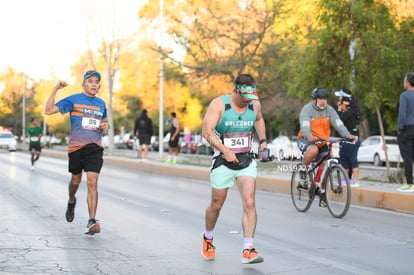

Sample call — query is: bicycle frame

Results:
[308,148,340,187]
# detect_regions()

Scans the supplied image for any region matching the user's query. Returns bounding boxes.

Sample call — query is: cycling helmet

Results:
[311,87,329,99]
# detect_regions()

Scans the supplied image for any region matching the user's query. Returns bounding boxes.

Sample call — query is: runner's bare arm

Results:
[202,97,238,162]
[253,101,267,151]
[45,81,67,115]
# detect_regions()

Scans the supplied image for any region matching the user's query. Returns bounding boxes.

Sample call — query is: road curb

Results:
[42,150,414,214]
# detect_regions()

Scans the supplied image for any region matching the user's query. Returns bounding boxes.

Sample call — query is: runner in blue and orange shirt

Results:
[45,70,110,235]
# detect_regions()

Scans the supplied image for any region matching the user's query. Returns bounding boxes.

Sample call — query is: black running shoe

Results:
[65,197,76,222]
[319,192,327,208]
[84,218,101,235]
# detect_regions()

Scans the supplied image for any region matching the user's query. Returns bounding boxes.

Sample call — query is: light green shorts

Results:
[210,160,257,189]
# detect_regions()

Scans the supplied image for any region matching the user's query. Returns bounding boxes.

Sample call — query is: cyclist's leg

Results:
[317,145,330,189]
[302,145,318,167]
[298,138,318,167]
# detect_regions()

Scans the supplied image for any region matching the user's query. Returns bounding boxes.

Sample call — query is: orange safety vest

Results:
[298,117,331,147]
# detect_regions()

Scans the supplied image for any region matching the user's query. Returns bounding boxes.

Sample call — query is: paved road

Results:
[1,151,413,274]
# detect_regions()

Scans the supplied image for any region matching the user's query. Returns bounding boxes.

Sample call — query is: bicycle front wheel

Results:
[290,164,313,213]
[326,165,351,218]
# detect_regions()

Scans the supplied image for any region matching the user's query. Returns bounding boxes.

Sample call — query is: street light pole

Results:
[43,81,47,136]
[158,0,164,158]
[22,82,26,140]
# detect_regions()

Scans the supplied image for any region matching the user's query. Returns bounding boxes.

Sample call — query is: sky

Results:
[0,0,144,81]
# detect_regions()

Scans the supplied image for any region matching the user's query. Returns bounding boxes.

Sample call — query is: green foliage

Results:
[287,0,413,134]
[1,0,413,139]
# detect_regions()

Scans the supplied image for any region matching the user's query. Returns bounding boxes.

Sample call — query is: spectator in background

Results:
[165,112,180,164]
[336,88,361,187]
[396,72,414,193]
[134,109,153,162]
[27,117,42,171]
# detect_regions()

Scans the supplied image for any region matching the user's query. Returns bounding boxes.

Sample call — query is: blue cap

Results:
[83,70,101,81]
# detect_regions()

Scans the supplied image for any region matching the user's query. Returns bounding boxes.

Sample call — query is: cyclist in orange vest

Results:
[297,88,358,207]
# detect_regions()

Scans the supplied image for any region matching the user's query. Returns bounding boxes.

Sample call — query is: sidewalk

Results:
[42,146,414,214]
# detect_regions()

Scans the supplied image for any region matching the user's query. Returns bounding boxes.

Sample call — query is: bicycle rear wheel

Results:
[326,165,351,218]
[290,164,314,212]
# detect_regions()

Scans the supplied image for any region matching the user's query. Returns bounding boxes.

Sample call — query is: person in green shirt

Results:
[27,118,42,170]
[201,74,268,264]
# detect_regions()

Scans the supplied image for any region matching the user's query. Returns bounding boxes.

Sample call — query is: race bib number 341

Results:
[223,137,249,149]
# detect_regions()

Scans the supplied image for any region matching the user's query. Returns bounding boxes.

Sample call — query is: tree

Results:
[139,0,287,136]
[81,0,139,155]
[0,68,39,136]
[287,0,414,181]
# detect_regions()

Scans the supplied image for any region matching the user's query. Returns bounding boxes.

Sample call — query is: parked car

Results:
[40,135,62,147]
[123,133,138,150]
[151,132,185,152]
[0,131,17,151]
[151,135,160,151]
[150,135,169,152]
[181,140,197,154]
[114,134,127,149]
[268,136,302,160]
[181,134,202,154]
[102,135,109,148]
[196,138,214,155]
[357,135,403,166]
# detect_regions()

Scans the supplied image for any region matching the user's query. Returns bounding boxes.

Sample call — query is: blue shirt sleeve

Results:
[56,97,74,115]
[398,92,408,132]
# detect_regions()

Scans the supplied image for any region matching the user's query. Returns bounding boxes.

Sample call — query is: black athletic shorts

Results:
[169,136,179,148]
[138,134,151,145]
[68,143,104,174]
[29,144,42,153]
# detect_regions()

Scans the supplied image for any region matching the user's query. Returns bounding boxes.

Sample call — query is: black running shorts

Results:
[29,144,42,153]
[138,134,151,145]
[169,137,179,148]
[68,143,104,174]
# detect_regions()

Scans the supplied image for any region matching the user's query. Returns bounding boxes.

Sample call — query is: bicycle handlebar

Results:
[315,137,357,145]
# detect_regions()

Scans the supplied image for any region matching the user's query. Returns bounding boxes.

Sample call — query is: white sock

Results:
[243,237,254,249]
[204,230,214,240]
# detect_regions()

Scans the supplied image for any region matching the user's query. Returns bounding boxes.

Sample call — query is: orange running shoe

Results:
[84,218,101,235]
[241,246,264,264]
[201,233,215,260]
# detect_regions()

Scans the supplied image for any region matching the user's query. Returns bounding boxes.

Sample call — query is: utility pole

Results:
[22,81,26,140]
[158,0,164,158]
[43,81,47,136]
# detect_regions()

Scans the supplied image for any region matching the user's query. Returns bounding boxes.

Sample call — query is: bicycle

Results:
[290,139,351,218]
